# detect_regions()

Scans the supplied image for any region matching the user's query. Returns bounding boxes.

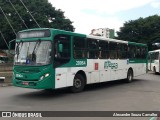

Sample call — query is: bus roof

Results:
[18,28,50,32]
[18,28,85,36]
[87,35,147,47]
[17,28,147,47]
[87,35,128,44]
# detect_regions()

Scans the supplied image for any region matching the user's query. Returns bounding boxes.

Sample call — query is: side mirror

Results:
[58,44,63,53]
[9,39,15,55]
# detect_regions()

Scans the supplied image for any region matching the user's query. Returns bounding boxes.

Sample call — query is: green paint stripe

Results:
[129,59,147,63]
[128,42,147,47]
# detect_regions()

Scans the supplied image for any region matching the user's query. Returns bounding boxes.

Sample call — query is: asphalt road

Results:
[0,72,160,120]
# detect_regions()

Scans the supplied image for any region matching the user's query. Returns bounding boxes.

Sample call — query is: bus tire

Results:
[126,69,133,83]
[70,74,85,93]
[153,66,157,74]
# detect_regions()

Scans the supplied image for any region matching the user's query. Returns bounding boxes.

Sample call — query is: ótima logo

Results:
[104,61,118,69]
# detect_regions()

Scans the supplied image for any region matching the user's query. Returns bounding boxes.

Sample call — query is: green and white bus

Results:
[148,49,160,74]
[12,28,148,92]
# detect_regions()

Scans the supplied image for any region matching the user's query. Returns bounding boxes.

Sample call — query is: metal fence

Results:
[0,63,13,72]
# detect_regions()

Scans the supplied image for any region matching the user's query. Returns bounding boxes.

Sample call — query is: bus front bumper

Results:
[12,76,54,89]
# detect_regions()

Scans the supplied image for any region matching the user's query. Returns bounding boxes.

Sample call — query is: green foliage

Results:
[0,0,74,49]
[117,15,160,50]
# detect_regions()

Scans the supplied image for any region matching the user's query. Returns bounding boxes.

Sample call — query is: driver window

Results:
[54,34,71,67]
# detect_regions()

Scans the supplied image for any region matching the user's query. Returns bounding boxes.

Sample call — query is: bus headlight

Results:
[45,73,49,77]
[40,76,44,81]
[40,73,50,81]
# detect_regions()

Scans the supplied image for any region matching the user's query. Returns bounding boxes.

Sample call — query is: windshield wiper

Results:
[31,40,41,62]
[16,41,23,60]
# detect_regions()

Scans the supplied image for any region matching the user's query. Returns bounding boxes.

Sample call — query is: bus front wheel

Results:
[70,74,85,93]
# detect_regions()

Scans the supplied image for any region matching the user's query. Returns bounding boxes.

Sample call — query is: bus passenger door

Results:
[86,39,100,83]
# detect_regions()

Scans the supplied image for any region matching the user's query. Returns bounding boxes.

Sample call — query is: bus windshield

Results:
[14,41,52,66]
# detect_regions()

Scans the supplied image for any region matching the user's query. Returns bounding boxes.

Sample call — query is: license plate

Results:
[22,82,29,85]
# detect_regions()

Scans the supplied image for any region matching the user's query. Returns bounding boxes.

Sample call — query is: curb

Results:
[0,83,12,87]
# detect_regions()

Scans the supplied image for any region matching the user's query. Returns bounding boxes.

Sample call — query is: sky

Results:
[48,0,160,35]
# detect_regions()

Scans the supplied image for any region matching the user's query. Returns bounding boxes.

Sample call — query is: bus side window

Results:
[87,39,98,59]
[128,45,136,59]
[136,46,141,59]
[54,34,71,67]
[109,42,118,59]
[99,40,109,59]
[118,43,128,59]
[141,47,147,59]
[73,37,86,59]
[155,52,159,60]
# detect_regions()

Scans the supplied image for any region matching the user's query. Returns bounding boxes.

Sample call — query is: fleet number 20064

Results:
[76,61,86,66]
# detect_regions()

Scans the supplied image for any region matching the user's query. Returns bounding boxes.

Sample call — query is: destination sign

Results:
[17,29,51,39]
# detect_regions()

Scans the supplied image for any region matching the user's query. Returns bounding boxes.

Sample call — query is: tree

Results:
[0,0,74,49]
[117,15,160,50]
